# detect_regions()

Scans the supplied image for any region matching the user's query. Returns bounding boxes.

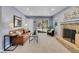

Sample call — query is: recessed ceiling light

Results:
[48,13,50,15]
[51,8,55,11]
[26,8,30,11]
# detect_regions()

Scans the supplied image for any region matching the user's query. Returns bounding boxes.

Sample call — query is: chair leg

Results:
[29,36,30,43]
[29,37,33,43]
[29,36,38,43]
[29,40,30,43]
[29,38,31,43]
[36,37,38,43]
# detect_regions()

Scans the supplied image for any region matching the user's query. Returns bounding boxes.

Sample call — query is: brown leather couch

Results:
[9,28,31,45]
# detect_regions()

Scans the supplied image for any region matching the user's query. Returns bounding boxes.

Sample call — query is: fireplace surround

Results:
[63,29,76,44]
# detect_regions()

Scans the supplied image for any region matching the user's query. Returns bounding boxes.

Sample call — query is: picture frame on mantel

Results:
[13,15,22,27]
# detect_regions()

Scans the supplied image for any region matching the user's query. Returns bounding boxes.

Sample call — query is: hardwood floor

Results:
[6,33,70,53]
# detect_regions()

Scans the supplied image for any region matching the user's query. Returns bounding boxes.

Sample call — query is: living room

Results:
[0,6,67,52]
[1,6,79,53]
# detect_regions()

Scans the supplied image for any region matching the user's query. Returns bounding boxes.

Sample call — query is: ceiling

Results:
[14,6,67,16]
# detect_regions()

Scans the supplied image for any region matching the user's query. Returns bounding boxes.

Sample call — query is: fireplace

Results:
[63,29,76,44]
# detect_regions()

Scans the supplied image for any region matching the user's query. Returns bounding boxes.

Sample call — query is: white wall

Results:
[53,7,74,36]
[48,17,53,28]
[25,18,34,33]
[0,7,2,52]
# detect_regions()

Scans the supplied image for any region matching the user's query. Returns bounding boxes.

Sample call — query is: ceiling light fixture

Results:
[51,8,55,11]
[26,8,30,11]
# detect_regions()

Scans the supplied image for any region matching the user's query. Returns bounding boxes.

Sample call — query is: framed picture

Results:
[64,7,79,20]
[13,15,22,27]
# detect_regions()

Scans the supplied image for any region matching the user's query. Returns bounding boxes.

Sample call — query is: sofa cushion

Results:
[16,31,22,36]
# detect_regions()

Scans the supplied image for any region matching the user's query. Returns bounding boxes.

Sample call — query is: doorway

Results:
[36,18,48,33]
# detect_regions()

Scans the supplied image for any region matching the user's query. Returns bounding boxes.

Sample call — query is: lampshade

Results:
[8,23,13,29]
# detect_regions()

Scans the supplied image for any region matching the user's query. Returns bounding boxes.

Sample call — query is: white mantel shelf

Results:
[61,19,79,24]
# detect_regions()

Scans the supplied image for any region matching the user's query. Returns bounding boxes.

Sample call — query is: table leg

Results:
[36,36,38,43]
[29,36,30,43]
